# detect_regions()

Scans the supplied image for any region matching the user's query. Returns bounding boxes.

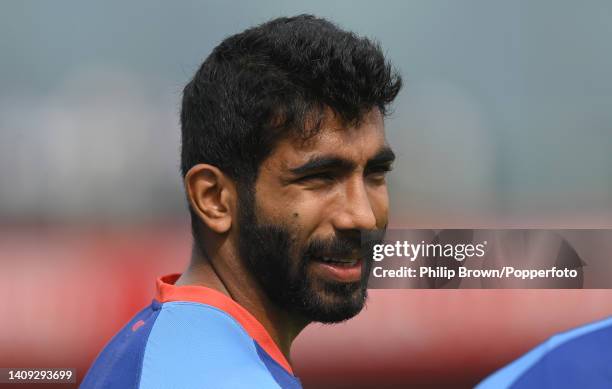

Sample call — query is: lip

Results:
[310,258,363,282]
[317,251,362,261]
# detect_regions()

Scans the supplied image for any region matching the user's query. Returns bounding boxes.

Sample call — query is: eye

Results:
[298,172,336,183]
[365,165,393,183]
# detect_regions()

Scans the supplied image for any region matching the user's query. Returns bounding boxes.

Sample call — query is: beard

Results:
[236,187,384,324]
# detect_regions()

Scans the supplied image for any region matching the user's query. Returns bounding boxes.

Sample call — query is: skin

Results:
[176,107,393,364]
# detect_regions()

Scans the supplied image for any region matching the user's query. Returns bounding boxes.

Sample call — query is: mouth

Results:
[316,256,360,266]
[310,254,363,282]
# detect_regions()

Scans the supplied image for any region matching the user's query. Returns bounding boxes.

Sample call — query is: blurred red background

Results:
[3,223,612,389]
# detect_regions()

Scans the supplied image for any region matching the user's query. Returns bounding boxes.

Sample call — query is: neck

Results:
[175,246,309,364]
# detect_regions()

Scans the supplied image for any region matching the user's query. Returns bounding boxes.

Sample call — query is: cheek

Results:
[254,184,325,240]
[285,197,329,239]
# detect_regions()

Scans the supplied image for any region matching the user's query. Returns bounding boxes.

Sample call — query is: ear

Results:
[184,164,235,234]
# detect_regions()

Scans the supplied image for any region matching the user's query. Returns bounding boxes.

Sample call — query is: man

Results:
[81,14,401,389]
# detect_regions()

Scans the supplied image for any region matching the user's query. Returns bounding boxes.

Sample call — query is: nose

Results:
[331,178,377,231]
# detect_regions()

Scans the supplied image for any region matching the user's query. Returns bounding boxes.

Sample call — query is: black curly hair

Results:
[180,14,402,242]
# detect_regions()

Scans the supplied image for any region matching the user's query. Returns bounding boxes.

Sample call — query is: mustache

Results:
[302,229,387,259]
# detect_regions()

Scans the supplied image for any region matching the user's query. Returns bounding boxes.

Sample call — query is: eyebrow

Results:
[365,146,396,169]
[288,146,396,175]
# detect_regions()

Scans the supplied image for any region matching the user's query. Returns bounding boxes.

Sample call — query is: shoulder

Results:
[141,301,282,388]
[477,316,612,389]
[81,301,282,389]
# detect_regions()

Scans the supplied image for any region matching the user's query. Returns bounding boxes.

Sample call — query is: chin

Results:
[301,281,369,324]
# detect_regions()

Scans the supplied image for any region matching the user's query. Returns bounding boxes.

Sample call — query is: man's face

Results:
[237,108,393,323]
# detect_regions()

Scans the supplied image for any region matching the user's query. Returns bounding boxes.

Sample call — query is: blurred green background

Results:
[2,0,611,226]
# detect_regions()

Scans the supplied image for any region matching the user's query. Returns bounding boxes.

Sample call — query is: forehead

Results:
[268,109,387,169]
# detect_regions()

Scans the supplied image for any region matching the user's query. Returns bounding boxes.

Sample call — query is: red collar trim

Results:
[155,273,294,375]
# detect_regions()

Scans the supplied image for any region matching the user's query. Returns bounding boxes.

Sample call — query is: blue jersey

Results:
[81,274,302,389]
[477,316,612,388]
